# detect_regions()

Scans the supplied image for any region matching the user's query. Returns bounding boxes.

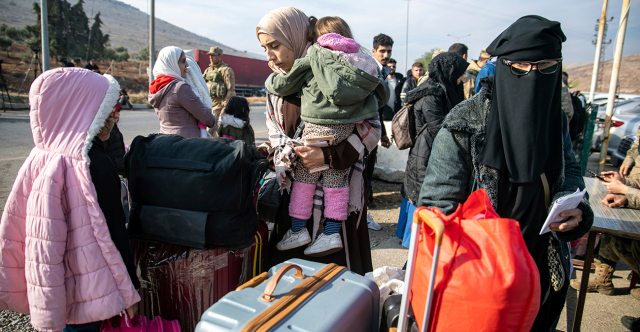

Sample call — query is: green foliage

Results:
[102,46,130,62]
[68,0,90,57]
[568,78,580,89]
[21,1,118,61]
[0,24,30,41]
[87,12,110,60]
[138,47,149,60]
[0,36,13,56]
[24,3,41,51]
[415,48,439,70]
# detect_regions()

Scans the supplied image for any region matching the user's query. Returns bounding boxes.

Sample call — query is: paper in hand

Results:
[540,188,586,235]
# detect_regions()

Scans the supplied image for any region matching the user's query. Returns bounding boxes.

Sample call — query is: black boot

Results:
[622,316,640,331]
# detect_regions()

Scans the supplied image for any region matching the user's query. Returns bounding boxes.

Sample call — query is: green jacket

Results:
[217,114,255,146]
[265,44,389,125]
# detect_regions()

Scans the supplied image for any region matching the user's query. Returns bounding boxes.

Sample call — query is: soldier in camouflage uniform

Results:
[571,151,640,299]
[203,47,236,135]
[620,126,640,178]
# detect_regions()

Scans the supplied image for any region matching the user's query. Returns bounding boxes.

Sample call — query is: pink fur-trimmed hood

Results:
[0,68,140,332]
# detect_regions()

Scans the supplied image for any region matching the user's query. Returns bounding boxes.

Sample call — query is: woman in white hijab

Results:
[148,46,216,138]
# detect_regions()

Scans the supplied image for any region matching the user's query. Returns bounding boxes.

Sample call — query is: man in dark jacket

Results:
[84,59,100,73]
[400,62,424,104]
[448,43,468,60]
[366,33,393,229]
[383,58,404,119]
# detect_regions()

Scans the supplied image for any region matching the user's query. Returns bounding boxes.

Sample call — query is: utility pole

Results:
[589,0,609,105]
[404,0,411,74]
[40,0,49,71]
[592,16,614,93]
[149,0,155,83]
[598,0,632,173]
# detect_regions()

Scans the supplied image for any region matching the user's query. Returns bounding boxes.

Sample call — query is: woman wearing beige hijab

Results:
[256,7,381,275]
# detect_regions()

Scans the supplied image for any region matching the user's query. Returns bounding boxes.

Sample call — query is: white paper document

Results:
[540,188,586,235]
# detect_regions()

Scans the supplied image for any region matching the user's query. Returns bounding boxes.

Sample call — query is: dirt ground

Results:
[367,180,408,270]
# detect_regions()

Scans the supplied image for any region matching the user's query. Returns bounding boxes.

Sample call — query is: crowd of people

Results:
[0,5,638,332]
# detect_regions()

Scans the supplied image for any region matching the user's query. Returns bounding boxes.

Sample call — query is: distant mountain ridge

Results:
[565,53,640,95]
[0,0,262,59]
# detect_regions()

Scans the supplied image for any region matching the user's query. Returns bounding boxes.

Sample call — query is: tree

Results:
[68,0,90,58]
[415,48,440,71]
[87,12,110,60]
[113,46,130,62]
[0,36,12,57]
[23,0,74,57]
[22,1,112,61]
[24,2,43,52]
[102,46,130,62]
[137,47,158,61]
[138,47,149,60]
[2,26,29,41]
[44,0,73,58]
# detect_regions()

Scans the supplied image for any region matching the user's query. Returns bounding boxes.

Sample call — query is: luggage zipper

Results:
[241,263,346,332]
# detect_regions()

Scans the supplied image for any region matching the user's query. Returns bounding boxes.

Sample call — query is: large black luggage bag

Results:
[125,134,267,249]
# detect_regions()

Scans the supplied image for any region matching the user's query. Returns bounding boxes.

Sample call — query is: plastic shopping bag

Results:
[411,189,541,332]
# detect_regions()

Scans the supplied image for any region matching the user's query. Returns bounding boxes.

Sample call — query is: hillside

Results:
[0,0,259,59]
[565,53,640,95]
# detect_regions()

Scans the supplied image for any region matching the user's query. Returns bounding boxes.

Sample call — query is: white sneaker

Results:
[276,228,312,251]
[367,214,382,231]
[304,233,343,257]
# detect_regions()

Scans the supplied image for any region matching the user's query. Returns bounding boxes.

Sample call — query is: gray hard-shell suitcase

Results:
[195,258,380,332]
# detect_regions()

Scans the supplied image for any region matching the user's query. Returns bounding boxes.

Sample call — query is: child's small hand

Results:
[294,146,324,169]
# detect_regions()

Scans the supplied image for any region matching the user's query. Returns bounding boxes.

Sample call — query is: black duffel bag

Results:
[124,134,268,249]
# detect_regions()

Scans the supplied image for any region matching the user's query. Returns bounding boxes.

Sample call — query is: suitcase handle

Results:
[260,264,307,302]
[397,207,445,332]
[417,209,445,246]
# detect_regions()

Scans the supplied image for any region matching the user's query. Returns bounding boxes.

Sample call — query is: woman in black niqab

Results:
[480,15,566,183]
[397,52,468,247]
[481,15,572,331]
[427,52,468,108]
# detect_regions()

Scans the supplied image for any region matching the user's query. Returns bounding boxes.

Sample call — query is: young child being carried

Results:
[265,17,384,256]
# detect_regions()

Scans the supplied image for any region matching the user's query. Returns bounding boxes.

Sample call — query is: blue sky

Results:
[119,0,639,71]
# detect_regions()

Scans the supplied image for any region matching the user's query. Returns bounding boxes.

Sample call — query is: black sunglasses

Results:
[500,58,562,76]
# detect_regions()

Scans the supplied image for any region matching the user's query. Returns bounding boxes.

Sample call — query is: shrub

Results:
[0,36,13,57]
[102,46,130,62]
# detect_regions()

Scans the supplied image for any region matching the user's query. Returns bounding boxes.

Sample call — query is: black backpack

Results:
[124,134,268,249]
[569,93,587,141]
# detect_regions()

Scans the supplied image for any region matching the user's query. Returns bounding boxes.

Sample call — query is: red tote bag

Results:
[411,189,541,332]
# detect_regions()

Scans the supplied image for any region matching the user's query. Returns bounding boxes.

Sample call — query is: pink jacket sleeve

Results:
[25,168,67,332]
[176,84,216,128]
